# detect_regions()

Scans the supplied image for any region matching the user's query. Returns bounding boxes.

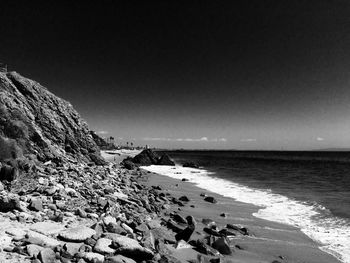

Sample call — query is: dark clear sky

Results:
[1,1,350,150]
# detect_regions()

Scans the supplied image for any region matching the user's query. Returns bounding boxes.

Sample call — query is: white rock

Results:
[83,252,105,262]
[94,238,115,254]
[59,226,96,242]
[30,221,65,235]
[103,215,116,226]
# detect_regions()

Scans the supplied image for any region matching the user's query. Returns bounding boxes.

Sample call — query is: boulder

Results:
[30,221,65,235]
[62,242,83,258]
[38,247,57,263]
[25,230,61,248]
[175,216,196,242]
[94,238,115,254]
[182,162,199,168]
[173,214,188,224]
[122,159,137,170]
[0,193,21,212]
[157,154,175,166]
[28,198,43,211]
[189,239,220,256]
[26,244,45,258]
[204,196,217,204]
[179,196,190,202]
[0,164,18,181]
[104,233,154,261]
[211,237,232,255]
[131,149,159,165]
[83,252,105,263]
[59,226,96,242]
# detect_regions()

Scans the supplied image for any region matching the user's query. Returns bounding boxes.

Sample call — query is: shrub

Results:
[0,136,23,161]
[4,120,29,139]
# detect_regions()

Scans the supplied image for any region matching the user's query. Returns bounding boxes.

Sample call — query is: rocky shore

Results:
[0,152,252,263]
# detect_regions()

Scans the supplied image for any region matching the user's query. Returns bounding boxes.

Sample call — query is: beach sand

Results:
[138,169,342,263]
[104,150,342,263]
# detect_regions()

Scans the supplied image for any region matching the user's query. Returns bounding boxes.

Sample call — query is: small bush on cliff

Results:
[0,136,23,161]
[4,120,29,140]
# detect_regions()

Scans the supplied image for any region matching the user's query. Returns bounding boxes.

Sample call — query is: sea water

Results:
[141,151,350,263]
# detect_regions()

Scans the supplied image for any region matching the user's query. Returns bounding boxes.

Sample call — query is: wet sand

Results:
[139,169,342,263]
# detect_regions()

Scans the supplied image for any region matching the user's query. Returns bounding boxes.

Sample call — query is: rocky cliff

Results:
[0,71,105,166]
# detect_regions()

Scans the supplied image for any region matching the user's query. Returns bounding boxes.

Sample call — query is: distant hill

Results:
[315,148,350,152]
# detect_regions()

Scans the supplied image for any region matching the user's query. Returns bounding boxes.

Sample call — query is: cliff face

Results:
[0,71,104,165]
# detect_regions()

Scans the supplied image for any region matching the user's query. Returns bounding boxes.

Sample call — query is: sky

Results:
[1,1,350,150]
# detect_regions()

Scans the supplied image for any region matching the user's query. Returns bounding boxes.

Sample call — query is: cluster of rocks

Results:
[122,150,175,169]
[0,157,252,263]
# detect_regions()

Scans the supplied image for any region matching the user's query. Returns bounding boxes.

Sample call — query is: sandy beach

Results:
[136,167,342,263]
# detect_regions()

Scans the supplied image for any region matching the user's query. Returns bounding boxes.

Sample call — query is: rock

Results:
[85,238,97,247]
[175,216,196,242]
[83,252,105,263]
[121,223,133,235]
[105,255,136,263]
[59,226,96,242]
[103,215,117,226]
[204,196,217,204]
[189,239,220,256]
[0,194,21,212]
[104,233,154,261]
[94,238,115,254]
[38,247,57,263]
[0,164,18,181]
[6,228,26,240]
[25,230,61,248]
[179,196,190,202]
[157,154,175,166]
[182,162,199,168]
[175,240,192,249]
[30,221,65,235]
[131,149,159,165]
[29,198,43,211]
[106,222,127,235]
[62,242,83,258]
[141,230,155,250]
[122,159,137,170]
[202,219,215,226]
[211,237,232,255]
[173,214,188,224]
[26,244,45,257]
[76,208,87,218]
[226,224,249,235]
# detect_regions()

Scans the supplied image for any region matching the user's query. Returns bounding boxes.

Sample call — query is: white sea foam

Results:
[141,165,350,263]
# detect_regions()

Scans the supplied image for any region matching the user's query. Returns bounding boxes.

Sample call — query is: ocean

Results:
[142,150,350,263]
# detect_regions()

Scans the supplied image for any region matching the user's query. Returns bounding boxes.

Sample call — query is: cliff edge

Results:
[0,71,105,166]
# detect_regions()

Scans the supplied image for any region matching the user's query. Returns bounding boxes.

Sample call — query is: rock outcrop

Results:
[123,149,175,167]
[0,71,105,165]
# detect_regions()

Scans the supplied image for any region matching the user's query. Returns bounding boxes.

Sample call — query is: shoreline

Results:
[139,165,343,263]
